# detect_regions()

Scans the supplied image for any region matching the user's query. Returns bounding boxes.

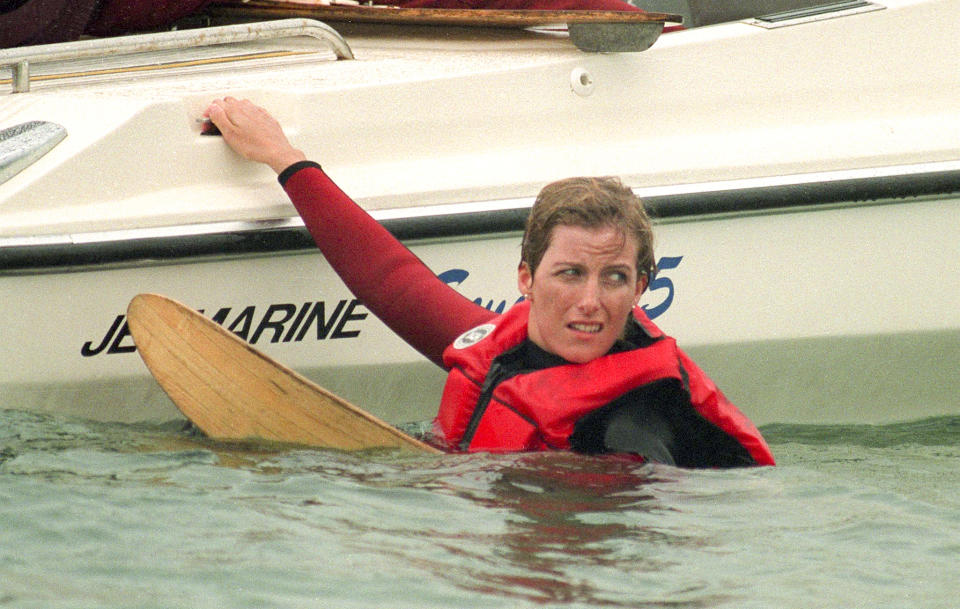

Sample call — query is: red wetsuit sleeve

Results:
[281,163,498,368]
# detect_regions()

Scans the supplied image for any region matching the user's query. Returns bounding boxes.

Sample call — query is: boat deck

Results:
[3,0,959,240]
[1,0,958,427]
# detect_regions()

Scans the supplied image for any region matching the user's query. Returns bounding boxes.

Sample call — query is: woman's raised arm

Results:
[204,98,497,366]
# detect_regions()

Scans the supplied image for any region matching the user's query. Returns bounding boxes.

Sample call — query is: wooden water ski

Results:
[207,1,682,52]
[127,293,441,453]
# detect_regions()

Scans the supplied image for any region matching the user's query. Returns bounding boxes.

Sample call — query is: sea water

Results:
[1,408,958,609]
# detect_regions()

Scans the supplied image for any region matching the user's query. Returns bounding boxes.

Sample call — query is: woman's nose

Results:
[576,279,602,313]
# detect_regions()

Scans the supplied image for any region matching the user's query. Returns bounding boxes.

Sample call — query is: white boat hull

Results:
[4,184,957,426]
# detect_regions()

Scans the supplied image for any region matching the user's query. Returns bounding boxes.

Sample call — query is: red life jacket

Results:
[436,301,774,466]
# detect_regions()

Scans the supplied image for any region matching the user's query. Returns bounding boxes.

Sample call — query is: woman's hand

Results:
[204,97,307,174]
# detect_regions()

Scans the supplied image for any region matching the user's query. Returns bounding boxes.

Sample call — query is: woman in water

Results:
[204,97,774,467]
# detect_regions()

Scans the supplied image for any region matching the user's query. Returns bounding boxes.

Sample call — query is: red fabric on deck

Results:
[85,0,214,36]
[2,0,647,47]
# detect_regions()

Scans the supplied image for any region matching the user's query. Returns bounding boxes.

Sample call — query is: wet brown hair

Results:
[521,176,656,282]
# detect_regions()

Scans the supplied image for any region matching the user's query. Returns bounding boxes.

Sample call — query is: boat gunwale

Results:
[3,160,960,274]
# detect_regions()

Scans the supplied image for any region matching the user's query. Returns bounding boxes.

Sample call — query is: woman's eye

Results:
[604,271,629,285]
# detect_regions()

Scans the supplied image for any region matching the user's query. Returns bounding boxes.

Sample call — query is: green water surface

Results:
[1,410,958,608]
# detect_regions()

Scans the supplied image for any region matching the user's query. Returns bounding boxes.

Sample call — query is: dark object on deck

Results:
[0,0,213,47]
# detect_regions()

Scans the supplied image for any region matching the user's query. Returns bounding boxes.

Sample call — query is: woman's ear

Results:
[635,274,648,302]
[517,262,534,298]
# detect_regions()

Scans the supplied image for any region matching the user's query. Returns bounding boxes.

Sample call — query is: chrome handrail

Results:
[0,19,354,94]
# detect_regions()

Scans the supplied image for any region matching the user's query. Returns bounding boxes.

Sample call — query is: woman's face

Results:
[518,224,646,364]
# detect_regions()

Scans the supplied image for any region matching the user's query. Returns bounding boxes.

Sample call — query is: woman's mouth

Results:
[569,322,603,334]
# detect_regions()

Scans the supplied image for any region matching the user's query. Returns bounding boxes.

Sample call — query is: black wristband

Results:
[277,160,322,187]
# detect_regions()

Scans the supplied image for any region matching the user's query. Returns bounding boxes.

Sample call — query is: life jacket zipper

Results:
[458,361,511,451]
